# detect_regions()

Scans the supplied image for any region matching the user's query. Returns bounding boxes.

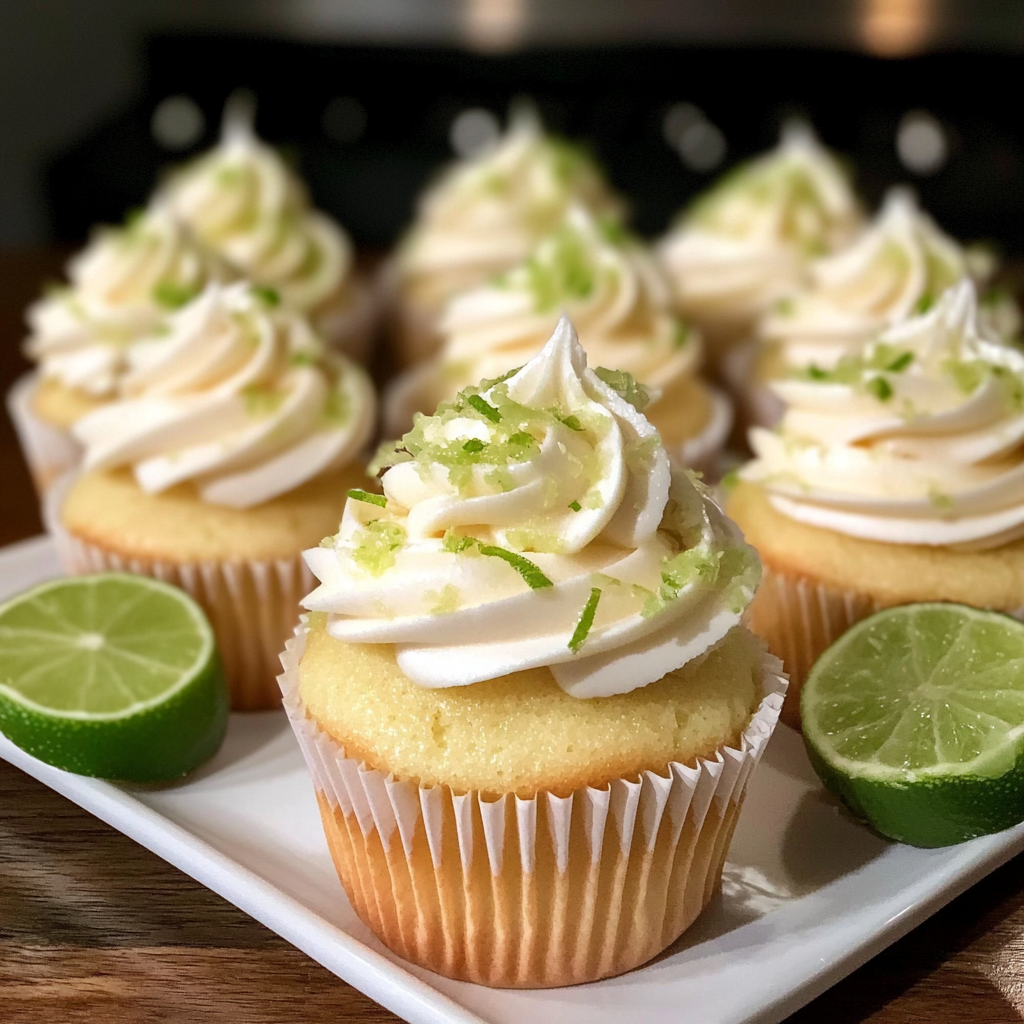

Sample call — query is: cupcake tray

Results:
[5,534,1024,1024]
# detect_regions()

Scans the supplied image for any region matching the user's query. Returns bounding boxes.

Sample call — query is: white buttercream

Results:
[385,205,701,433]
[25,205,222,397]
[398,108,623,305]
[760,188,1019,369]
[304,315,759,697]
[73,282,376,508]
[745,281,1024,549]
[658,125,862,329]
[163,113,353,315]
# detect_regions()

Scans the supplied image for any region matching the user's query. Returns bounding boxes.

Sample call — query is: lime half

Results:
[802,603,1024,847]
[0,573,228,782]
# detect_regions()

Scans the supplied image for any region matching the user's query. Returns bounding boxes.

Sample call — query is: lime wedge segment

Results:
[802,603,1024,847]
[0,574,229,782]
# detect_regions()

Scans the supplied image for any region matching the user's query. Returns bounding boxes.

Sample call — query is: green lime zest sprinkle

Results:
[477,544,553,589]
[242,385,286,416]
[914,292,935,314]
[153,281,200,310]
[775,297,795,316]
[352,520,406,576]
[478,366,522,389]
[290,349,319,366]
[509,431,534,446]
[467,394,502,422]
[348,488,386,508]
[251,284,281,307]
[594,367,652,412]
[443,528,476,553]
[886,351,914,373]
[720,469,740,493]
[568,588,601,653]
[462,438,486,453]
[673,320,692,350]
[568,500,582,512]
[866,376,894,402]
[558,413,585,431]
[428,584,461,614]
[318,536,335,548]
[928,486,954,512]
[321,385,350,427]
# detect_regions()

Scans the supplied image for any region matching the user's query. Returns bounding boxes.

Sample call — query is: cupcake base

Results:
[6,373,83,496]
[279,624,786,987]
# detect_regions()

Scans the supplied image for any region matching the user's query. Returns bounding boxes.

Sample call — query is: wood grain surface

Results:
[3,251,1024,1023]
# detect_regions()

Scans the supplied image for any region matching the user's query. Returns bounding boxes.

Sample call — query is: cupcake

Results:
[384,205,731,474]
[658,123,862,364]
[728,280,1024,727]
[49,281,377,710]
[160,105,375,361]
[387,106,624,367]
[279,315,786,986]
[737,187,1023,429]
[9,203,223,493]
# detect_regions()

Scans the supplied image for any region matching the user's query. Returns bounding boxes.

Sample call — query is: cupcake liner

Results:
[6,372,83,497]
[674,385,734,480]
[45,472,314,711]
[316,273,380,364]
[278,622,787,988]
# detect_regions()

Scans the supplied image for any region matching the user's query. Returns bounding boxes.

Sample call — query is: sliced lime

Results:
[0,573,228,782]
[802,603,1024,847]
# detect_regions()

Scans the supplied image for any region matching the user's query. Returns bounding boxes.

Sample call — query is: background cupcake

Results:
[281,316,785,986]
[49,281,377,709]
[385,204,731,474]
[658,123,862,362]
[9,203,224,494]
[161,101,376,361]
[387,105,625,367]
[729,281,1024,726]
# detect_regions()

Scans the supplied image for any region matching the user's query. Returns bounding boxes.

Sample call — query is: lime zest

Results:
[594,367,652,412]
[866,376,894,402]
[568,588,601,653]
[443,528,476,554]
[251,284,281,306]
[477,544,553,589]
[348,488,386,508]
[462,438,486,453]
[467,394,502,422]
[351,520,406,576]
[153,281,200,310]
[557,413,585,431]
[568,500,582,512]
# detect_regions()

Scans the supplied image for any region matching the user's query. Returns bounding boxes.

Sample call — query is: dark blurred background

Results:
[4,0,1024,252]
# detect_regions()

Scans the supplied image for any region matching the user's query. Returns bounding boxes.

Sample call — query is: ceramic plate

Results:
[3,534,1024,1024]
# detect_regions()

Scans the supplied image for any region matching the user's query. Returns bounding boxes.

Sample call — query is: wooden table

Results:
[3,251,1024,1024]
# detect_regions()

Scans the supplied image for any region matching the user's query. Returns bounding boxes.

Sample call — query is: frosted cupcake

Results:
[161,107,375,360]
[658,124,862,361]
[388,107,624,366]
[279,316,786,986]
[9,204,223,493]
[385,205,731,473]
[49,282,377,709]
[729,281,1024,726]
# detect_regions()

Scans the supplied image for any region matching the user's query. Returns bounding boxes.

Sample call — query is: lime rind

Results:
[802,602,1024,847]
[0,574,214,721]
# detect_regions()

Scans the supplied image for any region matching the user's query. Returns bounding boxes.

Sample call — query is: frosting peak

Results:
[25,204,222,396]
[659,126,862,327]
[761,188,1018,368]
[73,282,376,508]
[162,114,353,315]
[305,316,759,697]
[745,281,1024,549]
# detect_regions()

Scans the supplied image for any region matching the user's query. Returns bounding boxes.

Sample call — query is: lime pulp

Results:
[0,573,228,782]
[802,603,1024,847]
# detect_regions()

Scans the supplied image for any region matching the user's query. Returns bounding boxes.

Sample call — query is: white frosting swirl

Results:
[304,316,759,698]
[386,205,700,432]
[398,109,623,305]
[163,117,353,314]
[759,188,1012,369]
[25,205,221,397]
[73,282,376,508]
[658,125,862,329]
[745,281,1024,550]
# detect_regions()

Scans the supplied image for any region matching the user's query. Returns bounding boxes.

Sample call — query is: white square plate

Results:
[3,534,1024,1024]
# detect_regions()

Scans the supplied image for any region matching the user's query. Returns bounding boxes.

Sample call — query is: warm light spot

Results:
[463,0,528,52]
[861,0,935,57]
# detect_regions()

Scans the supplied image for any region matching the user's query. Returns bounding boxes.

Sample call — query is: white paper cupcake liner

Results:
[315,273,380,364]
[278,622,787,987]
[45,472,314,711]
[6,372,83,497]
